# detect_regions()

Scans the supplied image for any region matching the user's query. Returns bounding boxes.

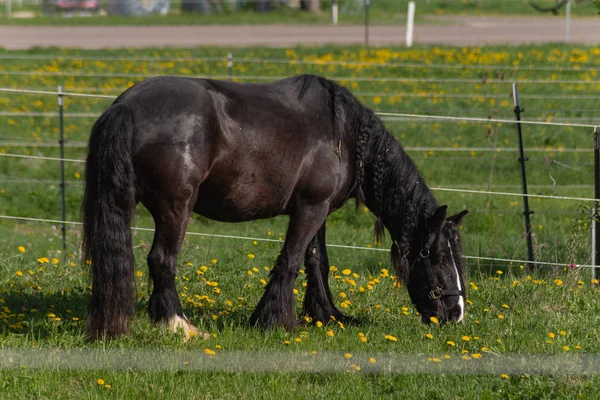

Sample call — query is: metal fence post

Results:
[364,0,370,49]
[594,126,600,281]
[565,0,571,42]
[228,52,233,81]
[58,86,67,253]
[512,83,534,269]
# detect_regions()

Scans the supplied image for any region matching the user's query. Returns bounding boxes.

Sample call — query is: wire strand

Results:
[0,214,594,269]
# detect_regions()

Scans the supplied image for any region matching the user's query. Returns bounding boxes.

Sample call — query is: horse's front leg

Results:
[250,205,328,329]
[301,222,348,324]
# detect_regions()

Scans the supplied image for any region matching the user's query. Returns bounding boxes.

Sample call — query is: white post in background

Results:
[406,1,415,47]
[565,0,571,42]
[332,0,338,25]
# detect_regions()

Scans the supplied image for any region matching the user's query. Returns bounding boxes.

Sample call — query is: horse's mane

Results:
[293,74,438,282]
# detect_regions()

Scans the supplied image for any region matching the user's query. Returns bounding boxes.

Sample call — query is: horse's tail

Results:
[83,102,136,340]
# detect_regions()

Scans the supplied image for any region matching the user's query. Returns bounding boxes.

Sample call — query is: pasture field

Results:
[1,44,600,398]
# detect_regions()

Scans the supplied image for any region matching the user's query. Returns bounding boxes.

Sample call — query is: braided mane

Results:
[294,75,438,282]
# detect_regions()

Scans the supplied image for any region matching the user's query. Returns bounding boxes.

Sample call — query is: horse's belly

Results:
[193,182,288,222]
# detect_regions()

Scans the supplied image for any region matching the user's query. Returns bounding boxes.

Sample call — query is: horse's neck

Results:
[364,136,434,237]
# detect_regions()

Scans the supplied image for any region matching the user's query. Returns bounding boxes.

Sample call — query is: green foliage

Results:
[0,0,594,24]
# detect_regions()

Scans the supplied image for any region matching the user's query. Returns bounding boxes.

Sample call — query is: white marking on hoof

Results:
[164,314,210,342]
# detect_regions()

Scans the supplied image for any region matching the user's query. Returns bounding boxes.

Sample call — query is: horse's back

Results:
[118,75,353,222]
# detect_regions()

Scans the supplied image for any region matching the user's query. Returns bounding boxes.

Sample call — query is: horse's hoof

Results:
[164,314,210,342]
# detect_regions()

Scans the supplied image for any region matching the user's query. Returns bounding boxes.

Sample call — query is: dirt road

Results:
[0,16,598,49]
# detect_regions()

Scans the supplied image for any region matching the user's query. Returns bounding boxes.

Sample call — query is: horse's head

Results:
[392,206,468,323]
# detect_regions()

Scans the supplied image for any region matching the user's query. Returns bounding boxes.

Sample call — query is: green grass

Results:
[0,0,596,25]
[1,43,600,397]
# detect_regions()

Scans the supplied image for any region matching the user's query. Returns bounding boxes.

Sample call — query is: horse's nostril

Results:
[449,311,463,322]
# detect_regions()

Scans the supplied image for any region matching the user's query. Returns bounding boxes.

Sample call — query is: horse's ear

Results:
[428,205,447,230]
[447,209,469,226]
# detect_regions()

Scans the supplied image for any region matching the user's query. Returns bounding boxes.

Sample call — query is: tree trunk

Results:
[301,0,320,14]
[308,0,320,13]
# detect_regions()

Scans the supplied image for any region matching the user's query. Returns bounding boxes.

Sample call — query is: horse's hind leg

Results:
[301,222,347,324]
[145,192,205,341]
[250,205,329,329]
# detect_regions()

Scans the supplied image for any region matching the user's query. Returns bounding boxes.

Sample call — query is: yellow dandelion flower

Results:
[316,321,323,328]
[247,254,255,259]
[384,334,398,342]
[51,258,59,265]
[97,379,105,385]
[496,270,503,275]
[472,353,482,359]
[502,304,509,309]
[342,269,351,275]
[294,338,302,343]
[429,316,439,325]
[369,357,376,364]
[425,333,433,339]
[462,336,471,341]
[497,314,504,319]
[559,330,567,336]
[17,246,25,253]
[500,374,509,379]
[548,332,555,339]
[15,271,23,277]
[326,330,334,337]
[562,346,570,352]
[135,270,143,277]
[104,384,111,389]
[344,353,352,359]
[447,341,456,347]
[204,349,216,355]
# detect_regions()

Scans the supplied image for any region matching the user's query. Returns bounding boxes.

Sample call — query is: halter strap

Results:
[414,232,463,301]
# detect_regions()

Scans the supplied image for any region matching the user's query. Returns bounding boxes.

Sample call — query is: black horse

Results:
[83,74,468,340]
